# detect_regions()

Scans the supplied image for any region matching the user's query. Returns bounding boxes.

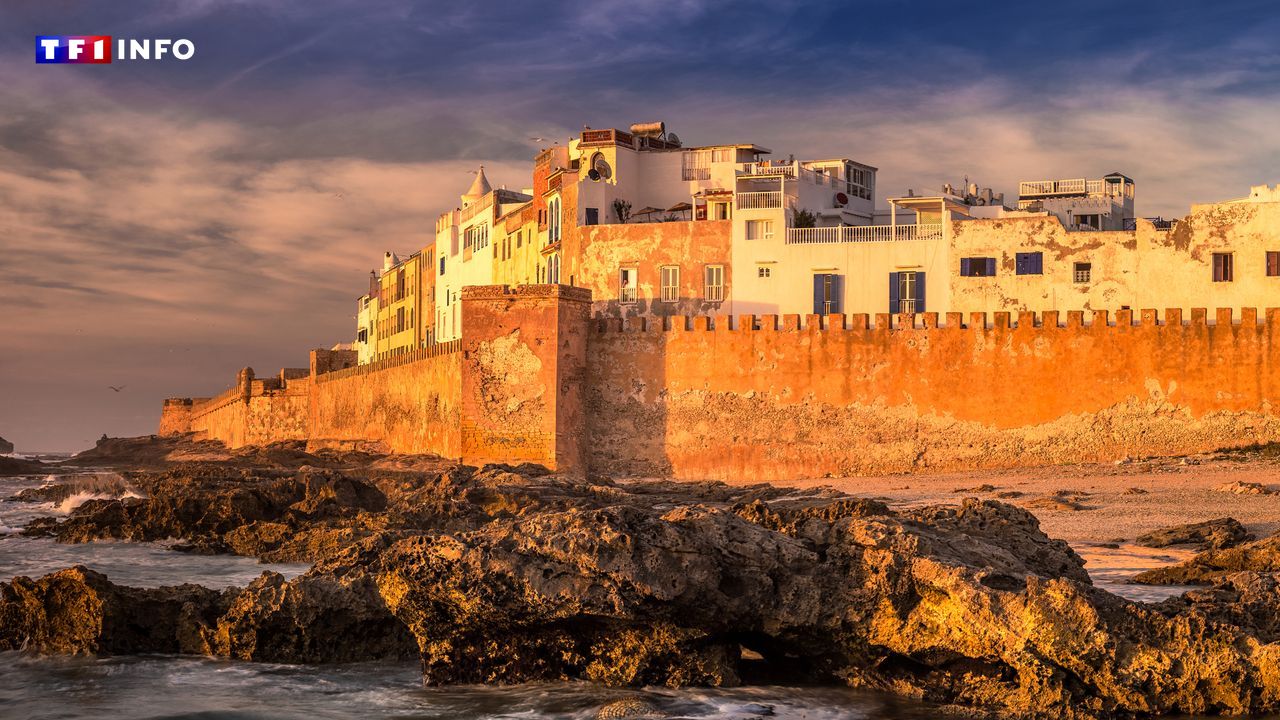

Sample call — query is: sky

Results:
[2,0,1279,452]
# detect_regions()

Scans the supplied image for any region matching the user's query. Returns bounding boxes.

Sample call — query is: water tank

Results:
[629,121,665,138]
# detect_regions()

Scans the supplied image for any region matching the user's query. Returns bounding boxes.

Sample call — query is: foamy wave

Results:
[54,489,143,514]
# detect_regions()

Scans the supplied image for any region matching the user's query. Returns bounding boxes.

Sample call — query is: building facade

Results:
[352,121,1280,362]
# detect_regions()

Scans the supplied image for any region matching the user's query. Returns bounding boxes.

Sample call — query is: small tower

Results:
[462,165,491,207]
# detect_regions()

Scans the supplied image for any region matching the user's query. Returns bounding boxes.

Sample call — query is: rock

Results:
[1134,533,1280,585]
[595,699,666,719]
[0,567,414,662]
[995,490,1023,498]
[22,445,1280,717]
[0,435,14,454]
[0,455,44,476]
[1135,517,1252,551]
[951,483,996,493]
[1214,481,1277,495]
[1023,496,1088,511]
[1123,487,1149,495]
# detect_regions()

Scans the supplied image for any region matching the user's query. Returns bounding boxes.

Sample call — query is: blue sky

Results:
[1,0,1279,450]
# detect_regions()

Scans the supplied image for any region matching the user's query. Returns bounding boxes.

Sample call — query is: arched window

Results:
[548,254,561,284]
[548,198,561,244]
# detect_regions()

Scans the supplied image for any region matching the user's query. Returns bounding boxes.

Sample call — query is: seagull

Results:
[108,385,126,392]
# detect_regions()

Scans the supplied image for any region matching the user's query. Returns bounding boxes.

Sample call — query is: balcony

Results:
[736,191,786,210]
[739,161,797,179]
[785,223,943,244]
[1019,179,1106,197]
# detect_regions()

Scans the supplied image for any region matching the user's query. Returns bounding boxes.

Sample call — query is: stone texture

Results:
[1136,517,1252,551]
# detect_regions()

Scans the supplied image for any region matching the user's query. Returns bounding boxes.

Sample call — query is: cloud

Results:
[1,0,1279,450]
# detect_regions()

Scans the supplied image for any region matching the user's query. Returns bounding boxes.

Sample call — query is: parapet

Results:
[591,308,1280,334]
[462,284,592,303]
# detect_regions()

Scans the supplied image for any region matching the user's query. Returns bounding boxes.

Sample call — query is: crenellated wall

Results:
[162,286,1280,480]
[586,307,1280,480]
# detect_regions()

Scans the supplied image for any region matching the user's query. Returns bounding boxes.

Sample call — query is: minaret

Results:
[462,165,492,207]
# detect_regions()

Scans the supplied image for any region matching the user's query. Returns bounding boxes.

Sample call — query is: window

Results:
[960,257,996,277]
[1074,214,1102,230]
[704,265,724,302]
[357,329,367,343]
[889,271,926,313]
[1213,253,1234,282]
[711,148,732,163]
[548,198,561,244]
[1074,262,1092,284]
[439,256,446,275]
[681,149,711,180]
[746,219,774,241]
[619,267,637,304]
[660,266,680,302]
[1015,252,1043,275]
[1268,251,1280,277]
[548,253,561,284]
[516,229,522,248]
[813,273,842,314]
[585,208,599,226]
[757,265,772,278]
[714,202,730,220]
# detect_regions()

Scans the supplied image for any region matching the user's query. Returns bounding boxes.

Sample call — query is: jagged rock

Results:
[0,567,414,662]
[0,435,14,454]
[1135,517,1252,550]
[1134,533,1280,585]
[23,453,1280,717]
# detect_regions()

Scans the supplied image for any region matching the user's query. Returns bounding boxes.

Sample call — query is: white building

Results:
[1016,173,1135,231]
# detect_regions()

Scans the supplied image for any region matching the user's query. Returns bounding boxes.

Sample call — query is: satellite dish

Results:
[833,192,849,207]
[666,132,680,147]
[587,168,601,181]
[591,152,612,181]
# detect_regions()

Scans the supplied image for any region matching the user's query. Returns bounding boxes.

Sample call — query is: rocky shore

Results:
[7,436,1280,718]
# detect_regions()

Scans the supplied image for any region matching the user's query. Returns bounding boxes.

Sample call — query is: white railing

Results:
[737,191,785,209]
[1019,179,1107,197]
[785,223,943,244]
[740,161,797,179]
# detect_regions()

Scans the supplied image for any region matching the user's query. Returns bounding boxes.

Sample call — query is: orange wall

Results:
[309,342,463,455]
[566,219,732,318]
[586,308,1280,480]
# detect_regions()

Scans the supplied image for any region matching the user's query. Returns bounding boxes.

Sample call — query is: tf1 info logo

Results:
[36,36,195,64]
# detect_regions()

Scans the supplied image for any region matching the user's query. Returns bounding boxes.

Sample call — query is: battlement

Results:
[316,339,462,384]
[592,307,1280,333]
[162,286,1280,481]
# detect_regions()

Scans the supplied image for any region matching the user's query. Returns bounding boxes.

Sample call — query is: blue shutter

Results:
[888,272,900,313]
[960,258,971,276]
[985,257,997,276]
[813,274,825,315]
[1015,253,1027,275]
[1033,252,1043,274]
[831,274,843,314]
[915,271,926,312]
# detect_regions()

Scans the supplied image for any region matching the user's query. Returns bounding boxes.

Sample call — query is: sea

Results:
[0,467,1194,719]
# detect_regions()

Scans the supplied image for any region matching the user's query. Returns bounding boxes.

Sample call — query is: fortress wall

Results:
[308,341,464,455]
[585,308,1280,481]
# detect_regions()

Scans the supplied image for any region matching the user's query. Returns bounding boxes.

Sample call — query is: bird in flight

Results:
[108,385,126,392]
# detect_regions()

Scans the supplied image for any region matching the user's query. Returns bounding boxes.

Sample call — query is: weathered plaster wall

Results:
[568,219,732,319]
[586,308,1280,481]
[459,285,591,473]
[309,342,463,455]
[950,202,1280,313]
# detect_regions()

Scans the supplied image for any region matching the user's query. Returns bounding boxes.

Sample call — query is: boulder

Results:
[1136,517,1252,550]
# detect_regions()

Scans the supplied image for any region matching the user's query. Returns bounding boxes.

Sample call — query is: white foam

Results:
[54,489,143,514]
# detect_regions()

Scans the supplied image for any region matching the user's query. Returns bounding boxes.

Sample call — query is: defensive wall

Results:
[162,285,591,474]
[161,288,1280,481]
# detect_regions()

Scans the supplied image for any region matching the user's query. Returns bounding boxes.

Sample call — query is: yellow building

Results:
[372,247,436,360]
